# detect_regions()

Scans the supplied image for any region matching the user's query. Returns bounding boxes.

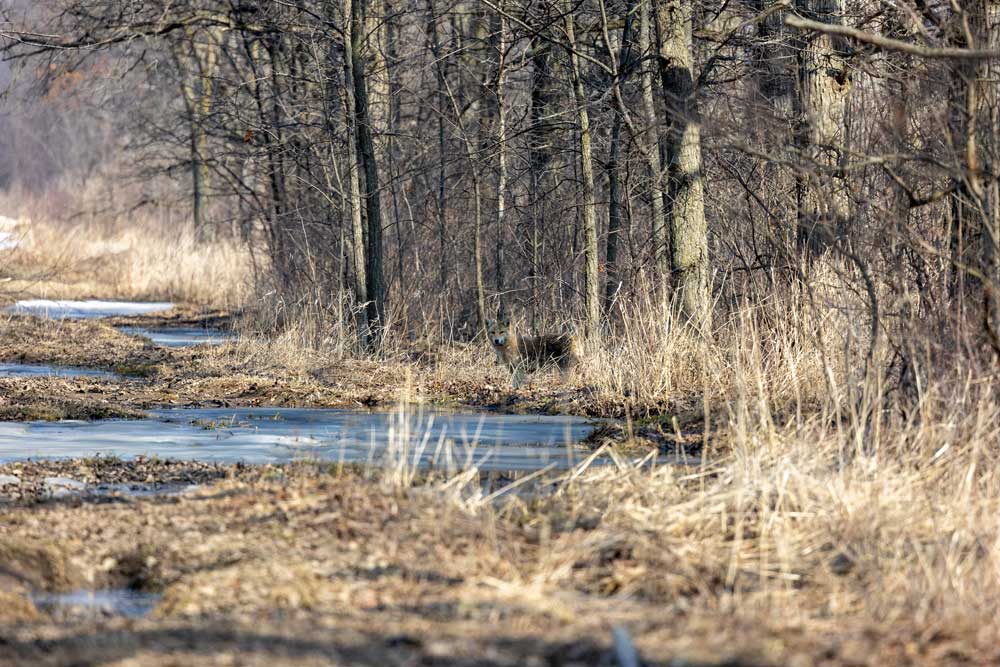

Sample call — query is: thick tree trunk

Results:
[654,0,709,330]
[794,0,851,254]
[564,0,601,334]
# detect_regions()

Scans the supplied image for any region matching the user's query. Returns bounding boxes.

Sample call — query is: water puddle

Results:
[32,589,160,619]
[117,326,234,348]
[0,362,118,379]
[6,300,173,319]
[0,407,600,472]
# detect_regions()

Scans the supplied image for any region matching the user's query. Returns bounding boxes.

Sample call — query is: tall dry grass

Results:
[3,176,997,657]
[0,187,254,308]
[409,292,1000,661]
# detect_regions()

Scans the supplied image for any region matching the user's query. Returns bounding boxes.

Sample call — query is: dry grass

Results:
[0,188,996,662]
[0,191,254,308]
[216,263,1000,663]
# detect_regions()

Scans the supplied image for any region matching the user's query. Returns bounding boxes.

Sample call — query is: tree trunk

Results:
[385,8,405,298]
[601,0,634,315]
[606,109,623,315]
[350,0,386,346]
[426,0,449,296]
[473,174,488,335]
[494,5,509,299]
[339,2,371,349]
[174,29,218,240]
[945,0,1000,341]
[639,0,668,292]
[564,0,601,334]
[654,0,709,330]
[794,0,851,255]
[527,40,552,330]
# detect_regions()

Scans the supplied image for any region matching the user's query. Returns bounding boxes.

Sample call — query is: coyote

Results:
[485,317,578,384]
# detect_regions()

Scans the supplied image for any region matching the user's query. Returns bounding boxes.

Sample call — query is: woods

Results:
[3,0,1000,367]
[10,3,1000,664]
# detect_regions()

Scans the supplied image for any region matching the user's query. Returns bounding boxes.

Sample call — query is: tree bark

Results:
[639,0,668,292]
[527,39,552,330]
[174,28,219,240]
[426,0,449,295]
[564,0,601,334]
[794,0,851,254]
[339,1,371,349]
[350,0,386,346]
[654,0,709,329]
[494,5,509,299]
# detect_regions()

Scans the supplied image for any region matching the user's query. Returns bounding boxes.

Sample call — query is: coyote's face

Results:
[485,319,511,348]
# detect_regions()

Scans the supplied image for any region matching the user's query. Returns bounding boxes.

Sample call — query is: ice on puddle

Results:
[117,327,233,348]
[7,300,174,319]
[0,363,118,379]
[0,407,599,472]
[32,589,161,618]
[42,476,87,498]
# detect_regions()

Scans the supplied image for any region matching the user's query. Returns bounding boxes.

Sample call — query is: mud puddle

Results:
[0,407,599,472]
[117,326,233,347]
[32,589,161,619]
[5,300,173,319]
[0,363,118,379]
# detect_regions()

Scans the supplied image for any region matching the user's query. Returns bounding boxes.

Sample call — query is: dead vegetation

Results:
[0,192,254,307]
[0,212,998,665]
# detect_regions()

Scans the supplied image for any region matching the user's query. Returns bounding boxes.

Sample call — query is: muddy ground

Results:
[0,308,696,449]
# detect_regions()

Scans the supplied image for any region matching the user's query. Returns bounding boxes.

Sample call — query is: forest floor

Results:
[5,458,994,667]
[1,307,997,666]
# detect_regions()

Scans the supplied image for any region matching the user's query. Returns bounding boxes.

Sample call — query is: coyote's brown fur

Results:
[485,318,578,381]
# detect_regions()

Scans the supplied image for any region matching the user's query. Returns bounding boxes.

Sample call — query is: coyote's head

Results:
[485,318,511,348]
